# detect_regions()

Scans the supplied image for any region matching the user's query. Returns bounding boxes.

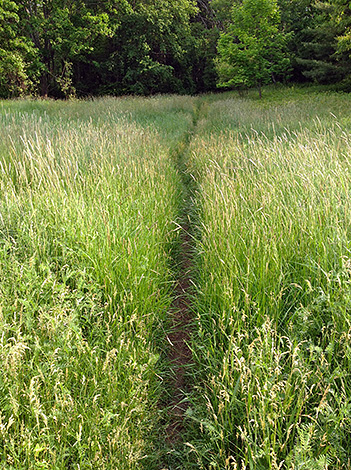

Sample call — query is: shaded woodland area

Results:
[1,0,351,98]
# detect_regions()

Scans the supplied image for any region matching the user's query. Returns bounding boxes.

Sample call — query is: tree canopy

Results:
[0,0,351,97]
[216,0,290,97]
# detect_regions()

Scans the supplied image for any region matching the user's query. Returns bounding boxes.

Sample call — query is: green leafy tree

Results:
[189,0,220,93]
[333,0,351,53]
[0,0,219,97]
[327,0,351,89]
[278,0,315,81]
[0,0,38,97]
[188,20,218,93]
[17,0,115,97]
[96,0,199,95]
[211,0,236,28]
[216,0,290,97]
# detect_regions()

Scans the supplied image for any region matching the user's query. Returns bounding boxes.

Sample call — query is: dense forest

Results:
[1,0,351,98]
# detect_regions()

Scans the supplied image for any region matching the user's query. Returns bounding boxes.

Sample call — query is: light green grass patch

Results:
[188,88,351,469]
[0,96,196,469]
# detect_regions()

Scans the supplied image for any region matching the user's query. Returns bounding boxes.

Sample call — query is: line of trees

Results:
[1,0,351,98]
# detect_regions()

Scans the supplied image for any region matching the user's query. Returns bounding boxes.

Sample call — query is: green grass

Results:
[1,87,351,469]
[187,87,351,469]
[0,96,196,469]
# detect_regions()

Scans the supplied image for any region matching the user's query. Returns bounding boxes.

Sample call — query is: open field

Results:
[0,87,351,469]
[188,88,351,469]
[0,96,195,468]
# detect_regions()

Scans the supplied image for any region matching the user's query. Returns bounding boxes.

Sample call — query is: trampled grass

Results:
[0,96,195,469]
[187,89,351,468]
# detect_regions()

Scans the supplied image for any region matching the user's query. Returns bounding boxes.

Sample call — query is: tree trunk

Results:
[40,73,48,97]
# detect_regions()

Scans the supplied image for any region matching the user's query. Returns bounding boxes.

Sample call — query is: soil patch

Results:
[165,224,193,445]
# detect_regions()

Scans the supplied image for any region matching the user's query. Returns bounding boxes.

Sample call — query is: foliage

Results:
[16,0,115,97]
[334,0,351,54]
[95,0,199,95]
[216,0,290,97]
[1,0,351,95]
[293,1,349,85]
[0,0,38,97]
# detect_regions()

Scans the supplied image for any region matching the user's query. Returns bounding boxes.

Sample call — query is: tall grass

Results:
[0,96,195,469]
[188,89,351,469]
[2,88,351,469]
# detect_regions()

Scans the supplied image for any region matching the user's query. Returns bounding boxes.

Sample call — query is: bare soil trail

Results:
[165,221,193,445]
[161,101,204,463]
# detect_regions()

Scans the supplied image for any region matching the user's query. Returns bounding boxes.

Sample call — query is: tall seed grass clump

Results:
[0,96,195,469]
[188,89,351,469]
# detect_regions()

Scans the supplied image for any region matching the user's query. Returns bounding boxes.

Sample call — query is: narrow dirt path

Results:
[164,220,193,445]
[161,102,202,460]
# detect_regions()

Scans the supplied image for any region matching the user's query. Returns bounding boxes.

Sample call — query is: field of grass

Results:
[0,96,196,469]
[187,88,351,469]
[0,87,351,469]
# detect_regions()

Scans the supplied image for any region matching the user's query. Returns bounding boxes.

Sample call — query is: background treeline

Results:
[1,0,351,98]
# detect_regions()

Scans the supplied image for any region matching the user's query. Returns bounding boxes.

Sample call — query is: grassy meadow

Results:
[187,88,351,469]
[0,96,196,468]
[0,87,351,469]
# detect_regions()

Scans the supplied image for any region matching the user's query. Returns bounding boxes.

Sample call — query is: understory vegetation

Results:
[0,86,351,468]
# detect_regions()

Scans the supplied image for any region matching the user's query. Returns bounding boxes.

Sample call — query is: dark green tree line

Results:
[0,0,38,96]
[1,0,351,97]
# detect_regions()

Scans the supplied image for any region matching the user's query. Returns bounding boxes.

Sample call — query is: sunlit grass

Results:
[188,88,351,469]
[1,87,351,469]
[0,96,195,469]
